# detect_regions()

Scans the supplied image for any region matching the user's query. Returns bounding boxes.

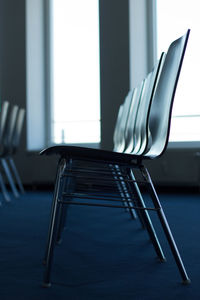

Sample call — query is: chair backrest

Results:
[0,101,9,144]
[124,52,166,155]
[12,108,25,154]
[133,52,166,155]
[124,79,144,153]
[2,105,19,155]
[144,29,190,158]
[113,104,124,151]
[113,90,134,152]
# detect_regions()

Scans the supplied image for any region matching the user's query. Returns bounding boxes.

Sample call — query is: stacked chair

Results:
[0,101,10,203]
[5,106,26,195]
[0,101,25,203]
[41,30,191,286]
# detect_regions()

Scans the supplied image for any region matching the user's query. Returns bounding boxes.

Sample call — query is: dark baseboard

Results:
[23,183,54,191]
[155,184,199,194]
[22,182,200,194]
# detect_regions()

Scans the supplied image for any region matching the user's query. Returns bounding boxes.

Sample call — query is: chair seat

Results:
[40,145,150,164]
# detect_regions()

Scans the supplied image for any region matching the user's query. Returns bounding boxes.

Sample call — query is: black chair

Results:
[41,30,190,286]
[48,54,166,240]
[113,90,134,153]
[124,53,166,155]
[42,50,166,253]
[118,53,166,225]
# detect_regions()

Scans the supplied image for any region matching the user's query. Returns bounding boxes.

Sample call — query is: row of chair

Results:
[41,29,191,286]
[0,101,25,204]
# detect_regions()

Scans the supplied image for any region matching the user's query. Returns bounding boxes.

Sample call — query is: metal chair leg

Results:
[55,175,72,244]
[125,171,146,229]
[1,158,19,198]
[0,171,11,203]
[113,165,137,219]
[43,158,68,287]
[8,157,25,194]
[129,169,166,262]
[141,165,191,284]
[43,158,67,265]
[43,199,61,287]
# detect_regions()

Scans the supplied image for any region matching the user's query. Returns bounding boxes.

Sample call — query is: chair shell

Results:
[144,30,190,158]
[124,80,144,154]
[40,30,191,287]
[114,90,134,153]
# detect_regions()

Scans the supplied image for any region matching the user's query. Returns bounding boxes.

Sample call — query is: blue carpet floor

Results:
[0,190,199,299]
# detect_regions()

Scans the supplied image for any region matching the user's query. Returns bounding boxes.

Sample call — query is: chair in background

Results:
[41,30,190,286]
[7,107,25,194]
[0,104,25,199]
[0,104,20,198]
[114,54,166,227]
[124,52,166,155]
[113,90,134,153]
[112,103,124,151]
[47,52,166,246]
[0,101,11,203]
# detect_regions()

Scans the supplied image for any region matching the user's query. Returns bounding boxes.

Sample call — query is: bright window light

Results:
[51,0,100,144]
[157,0,200,142]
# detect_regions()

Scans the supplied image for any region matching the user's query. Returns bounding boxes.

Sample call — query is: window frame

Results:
[26,0,46,151]
[155,0,200,149]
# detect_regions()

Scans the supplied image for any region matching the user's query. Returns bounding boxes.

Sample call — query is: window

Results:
[50,0,101,145]
[157,0,200,142]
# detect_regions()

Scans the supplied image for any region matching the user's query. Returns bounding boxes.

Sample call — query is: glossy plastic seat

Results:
[41,30,190,286]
